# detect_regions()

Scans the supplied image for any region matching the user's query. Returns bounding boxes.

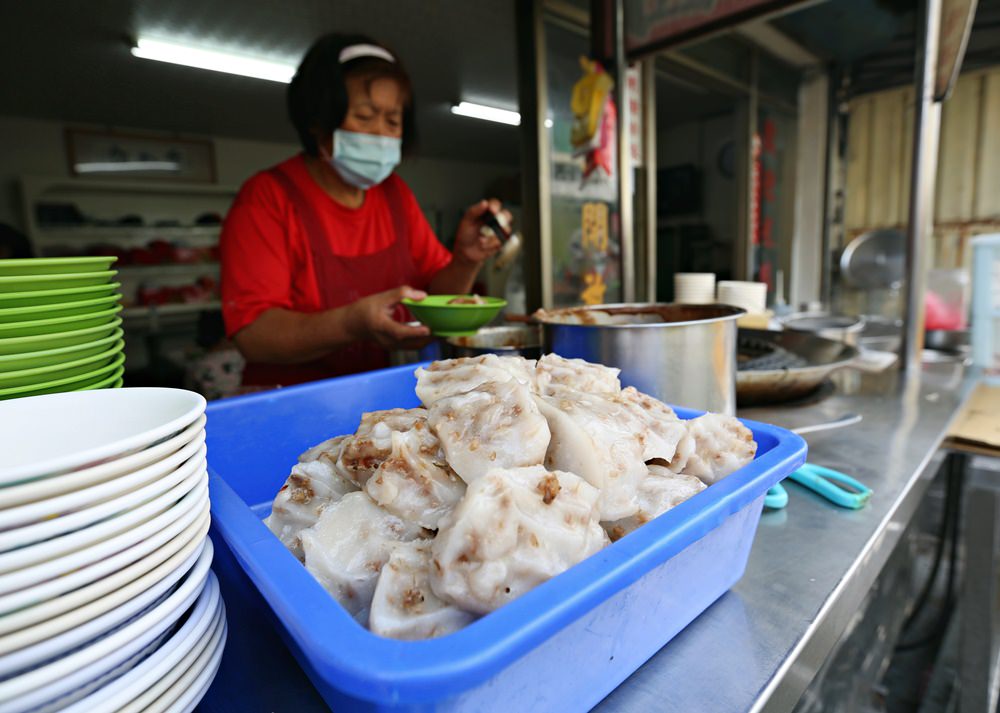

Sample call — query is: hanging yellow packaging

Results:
[570,58,614,154]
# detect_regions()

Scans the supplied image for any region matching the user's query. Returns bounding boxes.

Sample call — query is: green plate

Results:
[0,353,125,399]
[401,295,507,337]
[0,283,121,307]
[77,370,125,391]
[0,317,122,355]
[0,305,122,338]
[0,271,117,293]
[0,340,123,388]
[0,295,122,324]
[0,329,123,372]
[0,257,117,275]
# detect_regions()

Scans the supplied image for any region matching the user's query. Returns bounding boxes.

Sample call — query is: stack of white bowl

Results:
[673,273,716,304]
[717,281,771,328]
[0,388,223,713]
[716,280,768,314]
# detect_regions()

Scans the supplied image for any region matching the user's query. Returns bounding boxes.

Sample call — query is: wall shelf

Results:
[122,301,222,319]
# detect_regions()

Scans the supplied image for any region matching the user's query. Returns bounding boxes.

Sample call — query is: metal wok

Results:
[737,329,871,406]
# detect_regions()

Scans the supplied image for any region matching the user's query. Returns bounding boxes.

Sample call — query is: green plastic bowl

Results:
[401,295,507,337]
[77,370,125,391]
[0,340,123,388]
[0,257,117,275]
[0,283,121,307]
[0,318,123,355]
[0,353,125,399]
[0,271,117,293]
[0,305,122,338]
[0,295,122,324]
[0,329,124,372]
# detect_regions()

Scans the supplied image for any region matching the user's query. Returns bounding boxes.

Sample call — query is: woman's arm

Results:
[427,199,506,295]
[427,256,480,295]
[233,286,430,365]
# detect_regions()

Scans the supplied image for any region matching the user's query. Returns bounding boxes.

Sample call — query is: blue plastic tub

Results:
[203,363,807,712]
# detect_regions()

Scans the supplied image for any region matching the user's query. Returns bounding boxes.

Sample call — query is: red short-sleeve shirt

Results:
[220,155,452,338]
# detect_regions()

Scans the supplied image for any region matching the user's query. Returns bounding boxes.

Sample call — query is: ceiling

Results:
[0,0,522,165]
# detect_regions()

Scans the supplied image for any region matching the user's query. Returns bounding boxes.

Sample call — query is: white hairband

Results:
[339,44,395,64]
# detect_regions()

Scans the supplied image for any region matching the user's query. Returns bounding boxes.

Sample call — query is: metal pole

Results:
[612,0,635,303]
[642,57,658,302]
[902,0,943,373]
[516,0,553,311]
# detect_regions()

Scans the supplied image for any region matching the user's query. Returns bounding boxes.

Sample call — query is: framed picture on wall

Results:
[66,128,216,182]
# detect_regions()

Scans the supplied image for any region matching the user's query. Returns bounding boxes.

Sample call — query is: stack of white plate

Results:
[0,388,223,713]
[717,280,768,314]
[0,258,125,401]
[673,273,716,304]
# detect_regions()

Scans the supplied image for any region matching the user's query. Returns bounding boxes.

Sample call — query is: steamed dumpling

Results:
[680,414,757,484]
[428,379,550,484]
[264,458,359,560]
[365,430,466,529]
[534,353,621,396]
[533,388,647,521]
[337,408,437,485]
[369,540,476,640]
[415,355,536,406]
[429,466,607,614]
[301,492,426,623]
[603,465,706,542]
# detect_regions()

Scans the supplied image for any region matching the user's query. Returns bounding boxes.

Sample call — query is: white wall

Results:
[0,115,516,242]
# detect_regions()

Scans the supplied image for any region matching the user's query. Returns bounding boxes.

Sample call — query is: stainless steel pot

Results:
[535,303,744,414]
[444,325,542,359]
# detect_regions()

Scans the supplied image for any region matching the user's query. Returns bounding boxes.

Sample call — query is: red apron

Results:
[241,166,419,387]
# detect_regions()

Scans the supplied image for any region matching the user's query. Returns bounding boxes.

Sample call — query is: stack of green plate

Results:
[0,258,124,400]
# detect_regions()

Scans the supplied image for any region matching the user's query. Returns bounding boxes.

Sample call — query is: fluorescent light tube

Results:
[74,161,181,173]
[451,101,521,126]
[131,37,296,83]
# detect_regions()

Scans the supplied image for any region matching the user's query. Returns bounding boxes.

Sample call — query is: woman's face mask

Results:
[329,129,401,189]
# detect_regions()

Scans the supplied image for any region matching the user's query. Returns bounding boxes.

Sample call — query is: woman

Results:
[221,33,507,386]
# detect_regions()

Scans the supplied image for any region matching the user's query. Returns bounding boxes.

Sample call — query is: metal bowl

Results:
[444,325,542,359]
[781,312,865,346]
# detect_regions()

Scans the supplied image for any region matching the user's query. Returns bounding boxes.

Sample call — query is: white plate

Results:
[0,485,208,660]
[0,523,203,677]
[0,466,204,575]
[32,628,171,713]
[58,572,222,713]
[0,434,205,533]
[0,441,205,551]
[0,415,205,508]
[0,513,209,647]
[140,592,227,713]
[0,490,208,616]
[116,601,223,713]
[0,539,213,710]
[0,388,205,484]
[0,471,204,591]
[157,608,226,713]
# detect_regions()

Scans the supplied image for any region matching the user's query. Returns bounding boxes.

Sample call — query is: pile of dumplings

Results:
[264,354,757,640]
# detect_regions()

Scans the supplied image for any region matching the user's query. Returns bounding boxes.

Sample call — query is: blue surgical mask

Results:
[330,129,401,189]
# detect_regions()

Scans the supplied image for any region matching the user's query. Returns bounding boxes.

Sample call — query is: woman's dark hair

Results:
[288,33,416,156]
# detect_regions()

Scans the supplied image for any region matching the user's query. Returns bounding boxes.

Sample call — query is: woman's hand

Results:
[346,285,431,350]
[452,198,510,266]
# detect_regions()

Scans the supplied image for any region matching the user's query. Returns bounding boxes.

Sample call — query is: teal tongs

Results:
[764,414,872,511]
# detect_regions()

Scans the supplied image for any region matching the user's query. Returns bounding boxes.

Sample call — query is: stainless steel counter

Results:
[595,361,974,713]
